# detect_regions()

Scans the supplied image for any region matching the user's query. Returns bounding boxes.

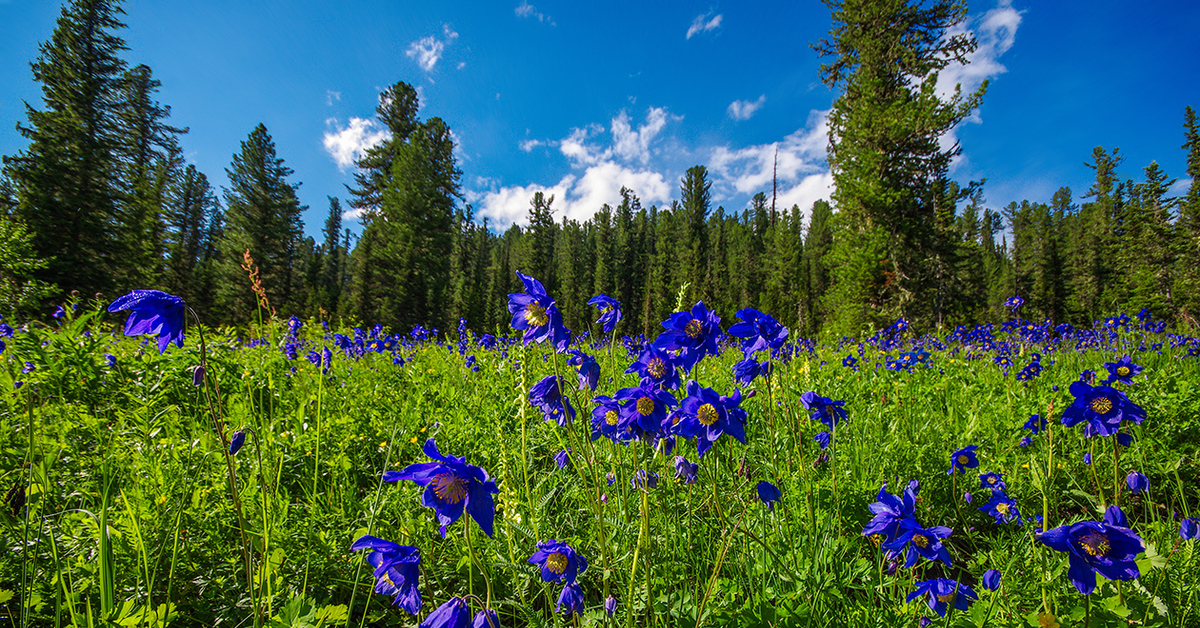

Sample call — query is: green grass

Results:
[1,305,1198,627]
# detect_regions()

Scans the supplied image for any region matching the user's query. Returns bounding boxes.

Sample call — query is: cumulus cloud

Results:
[519,138,546,152]
[407,25,459,72]
[728,95,766,121]
[515,1,555,25]
[611,108,670,165]
[686,12,723,39]
[1169,178,1192,197]
[323,117,390,171]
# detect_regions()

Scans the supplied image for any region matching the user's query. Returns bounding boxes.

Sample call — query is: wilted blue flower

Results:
[654,301,723,372]
[529,375,576,426]
[885,522,953,568]
[1103,355,1143,385]
[675,380,746,458]
[1181,518,1199,540]
[979,490,1022,525]
[587,294,623,334]
[107,290,187,353]
[350,535,422,613]
[420,597,470,628]
[732,356,772,386]
[1084,452,1092,465]
[529,539,587,584]
[728,308,788,357]
[631,470,659,490]
[946,445,979,475]
[979,472,1006,491]
[1019,436,1032,448]
[800,392,847,429]
[471,609,498,628]
[756,480,781,511]
[981,569,1001,591]
[384,439,500,538]
[907,579,977,618]
[1036,505,1144,595]
[813,431,831,451]
[556,582,585,615]
[1061,381,1146,437]
[229,430,246,456]
[1125,471,1149,494]
[674,456,699,485]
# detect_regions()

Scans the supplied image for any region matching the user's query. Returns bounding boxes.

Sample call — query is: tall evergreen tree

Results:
[4,0,130,298]
[815,0,985,333]
[677,166,712,304]
[215,123,306,323]
[1176,107,1200,325]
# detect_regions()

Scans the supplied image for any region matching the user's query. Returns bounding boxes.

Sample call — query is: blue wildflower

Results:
[1036,505,1144,595]
[979,471,1006,491]
[800,392,847,429]
[107,290,187,353]
[529,539,587,584]
[529,375,576,426]
[674,456,699,484]
[1125,471,1149,494]
[567,350,601,391]
[814,431,831,450]
[979,490,1022,525]
[982,569,1001,591]
[229,430,246,455]
[654,301,723,372]
[675,380,745,458]
[420,597,470,628]
[384,439,500,538]
[728,308,788,357]
[626,344,681,390]
[556,581,585,615]
[757,480,781,511]
[587,294,623,334]
[947,445,979,475]
[350,535,422,613]
[885,522,953,568]
[1181,518,1199,540]
[907,579,977,618]
[862,483,918,545]
[1061,381,1146,437]
[1103,355,1143,385]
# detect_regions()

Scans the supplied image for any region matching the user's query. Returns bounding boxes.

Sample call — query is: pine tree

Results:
[1176,106,1200,325]
[4,0,130,298]
[678,166,712,303]
[215,123,306,323]
[318,197,346,317]
[164,164,219,310]
[815,0,985,333]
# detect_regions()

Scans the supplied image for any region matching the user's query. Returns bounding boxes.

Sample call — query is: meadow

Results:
[1,282,1199,628]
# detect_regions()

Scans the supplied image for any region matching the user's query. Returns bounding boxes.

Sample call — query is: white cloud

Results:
[727,95,766,121]
[322,117,390,171]
[406,25,459,72]
[515,1,555,25]
[519,139,545,152]
[457,61,467,70]
[686,12,723,39]
[1169,178,1192,197]
[611,107,670,165]
[709,109,829,199]
[325,90,342,106]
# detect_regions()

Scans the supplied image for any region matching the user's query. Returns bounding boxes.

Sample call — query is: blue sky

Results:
[2,0,1198,240]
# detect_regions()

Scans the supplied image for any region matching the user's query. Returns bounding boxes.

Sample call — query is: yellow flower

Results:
[1038,612,1060,628]
[410,436,419,443]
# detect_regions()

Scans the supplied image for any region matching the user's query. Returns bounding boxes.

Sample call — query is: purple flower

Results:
[963,491,972,504]
[1019,436,1032,448]
[907,579,977,618]
[625,344,681,390]
[979,472,1006,491]
[614,380,677,436]
[1103,355,1143,385]
[654,301,723,372]
[350,535,422,613]
[604,595,617,616]
[529,539,587,584]
[1036,505,1144,595]
[675,380,748,457]
[420,597,470,628]
[884,522,953,568]
[107,290,187,353]
[1084,452,1092,465]
[732,356,772,386]
[529,375,576,426]
[756,480,781,511]
[229,430,246,456]
[1022,414,1047,435]
[947,445,979,475]
[728,308,788,357]
[813,431,831,451]
[471,609,498,628]
[799,392,847,430]
[567,350,600,391]
[554,449,570,469]
[861,483,918,546]
[674,456,699,485]
[556,581,584,615]
[1004,295,1024,311]
[507,272,571,351]
[589,395,629,442]
[979,490,1022,525]
[982,569,1001,591]
[384,439,500,538]
[1061,381,1146,437]
[1125,471,1149,494]
[1181,518,1199,540]
[587,294,623,334]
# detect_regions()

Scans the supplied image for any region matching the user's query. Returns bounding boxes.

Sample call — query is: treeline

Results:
[3,0,1200,338]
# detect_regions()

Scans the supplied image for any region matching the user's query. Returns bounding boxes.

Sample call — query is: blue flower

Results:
[587,294,623,334]
[654,301,723,372]
[813,431,831,451]
[1061,381,1146,437]
[614,380,677,435]
[625,344,681,390]
[907,579,977,618]
[107,290,187,353]
[229,430,247,456]
[529,539,587,584]
[567,350,600,391]
[728,308,788,357]
[756,480,781,511]
[604,595,617,616]
[556,581,585,615]
[1022,414,1047,435]
[862,483,918,545]
[982,569,1001,592]
[978,490,1022,525]
[884,522,953,568]
[529,375,576,426]
[350,535,422,613]
[978,471,1006,491]
[554,449,570,469]
[1181,518,1199,540]
[471,609,498,628]
[1036,505,1144,595]
[104,354,116,368]
[1125,471,1149,494]
[384,439,500,538]
[732,356,772,386]
[1004,295,1024,310]
[1103,355,1143,385]
[675,380,745,458]
[947,445,979,475]
[589,395,629,442]
[674,456,699,485]
[507,272,571,351]
[800,392,847,429]
[420,597,470,628]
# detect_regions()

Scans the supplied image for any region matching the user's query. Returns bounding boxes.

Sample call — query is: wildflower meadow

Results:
[2,280,1199,628]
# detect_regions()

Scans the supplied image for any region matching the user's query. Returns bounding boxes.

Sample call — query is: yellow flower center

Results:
[685,319,703,339]
[957,455,970,465]
[546,552,568,574]
[636,397,655,416]
[697,403,719,426]
[431,471,467,504]
[913,534,929,548]
[936,591,958,604]
[868,534,883,547]
[1117,366,1130,377]
[1090,396,1114,414]
[605,410,619,426]
[1079,532,1110,557]
[647,358,666,379]
[987,476,997,484]
[524,302,549,327]
[996,502,1009,515]
[1038,613,1061,628]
